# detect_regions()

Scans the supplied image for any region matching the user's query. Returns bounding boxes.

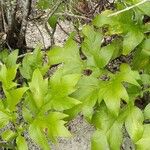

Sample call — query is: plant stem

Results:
[108,0,149,17]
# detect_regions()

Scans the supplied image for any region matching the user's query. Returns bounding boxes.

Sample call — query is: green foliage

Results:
[0,0,150,149]
[20,47,49,80]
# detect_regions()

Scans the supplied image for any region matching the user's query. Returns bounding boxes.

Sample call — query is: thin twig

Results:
[57,22,81,43]
[55,12,92,21]
[34,22,46,50]
[45,23,55,48]
[44,0,64,24]
[108,0,149,17]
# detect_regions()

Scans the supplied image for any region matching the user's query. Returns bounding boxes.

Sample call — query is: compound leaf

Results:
[29,69,48,108]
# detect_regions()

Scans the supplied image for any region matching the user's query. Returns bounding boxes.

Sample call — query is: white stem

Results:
[108,0,149,17]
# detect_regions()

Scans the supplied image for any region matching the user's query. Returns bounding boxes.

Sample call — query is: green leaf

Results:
[48,16,58,29]
[45,112,71,140]
[117,64,140,86]
[98,64,140,116]
[91,130,110,150]
[29,123,50,150]
[48,39,83,74]
[141,74,150,85]
[82,25,103,68]
[132,39,150,71]
[93,10,114,27]
[98,43,116,68]
[20,47,49,80]
[99,80,129,116]
[125,106,144,143]
[92,103,115,132]
[144,103,150,120]
[48,67,81,111]
[92,103,123,150]
[29,69,48,108]
[123,30,144,55]
[5,87,28,111]
[1,130,16,141]
[22,106,33,123]
[82,25,103,51]
[133,0,150,16]
[67,76,100,121]
[16,135,28,150]
[0,64,18,89]
[5,50,18,68]
[0,110,11,128]
[0,50,9,63]
[107,121,123,150]
[29,112,70,148]
[136,124,150,150]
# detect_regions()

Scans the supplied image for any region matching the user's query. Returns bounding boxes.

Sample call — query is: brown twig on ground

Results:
[57,22,81,44]
[34,22,46,50]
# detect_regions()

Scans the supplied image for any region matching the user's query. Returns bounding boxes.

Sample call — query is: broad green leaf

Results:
[91,130,110,150]
[0,100,4,109]
[0,50,9,63]
[99,81,129,116]
[93,10,114,27]
[46,112,71,140]
[5,87,28,111]
[92,103,115,132]
[5,50,18,68]
[0,110,11,128]
[48,67,81,111]
[29,69,48,108]
[107,121,123,150]
[20,47,49,80]
[144,103,150,120]
[1,130,16,141]
[117,64,140,86]
[136,124,150,150]
[82,25,103,68]
[65,76,100,120]
[22,106,33,123]
[30,112,70,144]
[82,25,103,52]
[125,106,144,143]
[99,42,116,68]
[133,0,150,16]
[16,135,28,150]
[123,30,144,55]
[98,64,140,116]
[29,123,50,150]
[82,26,122,70]
[92,104,123,150]
[0,64,18,89]
[48,39,83,74]
[132,39,150,72]
[141,74,150,85]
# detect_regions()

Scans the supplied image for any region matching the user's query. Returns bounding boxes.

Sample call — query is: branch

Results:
[44,0,64,24]
[57,22,81,43]
[17,0,32,49]
[55,12,92,21]
[34,22,46,50]
[108,0,149,17]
